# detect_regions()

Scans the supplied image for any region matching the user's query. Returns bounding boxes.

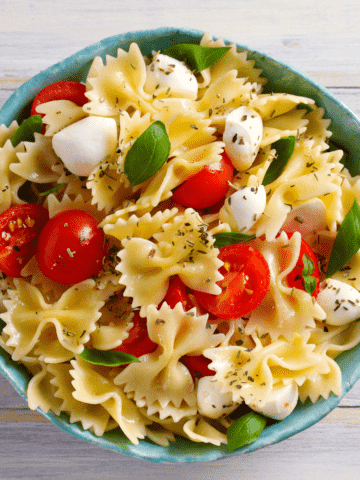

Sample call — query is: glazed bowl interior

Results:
[1,27,360,463]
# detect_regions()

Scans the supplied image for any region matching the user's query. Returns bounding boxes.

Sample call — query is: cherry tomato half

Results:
[113,312,157,358]
[0,204,49,278]
[172,152,234,209]
[286,233,320,297]
[36,209,107,285]
[194,244,270,320]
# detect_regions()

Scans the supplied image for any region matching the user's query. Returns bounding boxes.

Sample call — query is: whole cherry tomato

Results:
[172,152,234,209]
[0,204,49,278]
[31,81,87,133]
[286,233,320,297]
[31,81,88,116]
[36,209,107,285]
[194,244,270,320]
[113,312,157,358]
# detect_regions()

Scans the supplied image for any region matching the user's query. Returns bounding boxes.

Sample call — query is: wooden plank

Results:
[0,409,360,480]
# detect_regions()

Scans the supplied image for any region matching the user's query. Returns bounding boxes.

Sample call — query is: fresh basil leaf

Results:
[213,232,256,248]
[296,103,313,114]
[162,44,231,73]
[78,348,140,366]
[11,115,43,147]
[124,121,170,188]
[39,183,67,197]
[301,253,316,295]
[326,199,360,278]
[0,317,5,334]
[328,140,354,177]
[303,275,317,295]
[262,136,296,186]
[302,253,315,276]
[227,412,267,451]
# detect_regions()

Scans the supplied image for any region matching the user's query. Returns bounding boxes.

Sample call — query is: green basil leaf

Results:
[78,348,140,367]
[124,121,171,188]
[11,115,43,147]
[227,412,267,451]
[39,183,67,197]
[213,232,256,248]
[303,275,317,296]
[326,199,360,278]
[328,140,354,176]
[162,44,231,73]
[262,136,296,186]
[296,103,313,114]
[302,253,315,276]
[0,317,5,334]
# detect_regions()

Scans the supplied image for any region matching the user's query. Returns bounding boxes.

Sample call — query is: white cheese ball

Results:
[251,382,299,420]
[197,376,241,419]
[223,106,263,171]
[316,278,360,325]
[219,185,266,233]
[52,116,118,177]
[144,54,198,100]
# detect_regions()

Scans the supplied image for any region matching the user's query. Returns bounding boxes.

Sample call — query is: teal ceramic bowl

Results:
[1,27,360,463]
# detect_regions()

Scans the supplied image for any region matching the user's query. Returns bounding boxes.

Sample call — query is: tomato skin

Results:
[31,81,87,134]
[163,275,194,311]
[113,312,157,358]
[181,354,215,380]
[31,81,87,117]
[286,233,320,297]
[0,204,49,278]
[194,244,270,320]
[172,152,234,209]
[36,209,107,285]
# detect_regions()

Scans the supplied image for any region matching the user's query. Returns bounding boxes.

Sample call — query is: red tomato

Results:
[194,244,270,320]
[0,204,49,278]
[181,354,215,380]
[113,312,157,358]
[172,152,234,209]
[163,275,194,311]
[31,81,87,117]
[286,233,320,297]
[31,81,87,133]
[164,275,218,321]
[36,209,107,285]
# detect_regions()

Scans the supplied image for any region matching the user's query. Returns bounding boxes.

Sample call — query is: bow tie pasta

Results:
[1,31,360,452]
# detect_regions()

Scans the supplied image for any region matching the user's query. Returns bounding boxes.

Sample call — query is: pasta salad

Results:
[1,32,360,451]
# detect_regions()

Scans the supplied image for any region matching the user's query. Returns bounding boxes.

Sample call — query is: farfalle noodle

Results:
[0,31,359,450]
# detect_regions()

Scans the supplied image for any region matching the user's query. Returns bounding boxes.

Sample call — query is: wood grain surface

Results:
[1,1,360,479]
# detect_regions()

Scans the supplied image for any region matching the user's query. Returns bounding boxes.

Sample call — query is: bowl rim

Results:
[1,26,360,464]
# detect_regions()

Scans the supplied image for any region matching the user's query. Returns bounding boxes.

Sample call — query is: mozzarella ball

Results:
[219,185,266,232]
[316,278,360,325]
[52,116,118,177]
[144,53,198,100]
[251,382,299,420]
[223,106,263,171]
[197,376,241,419]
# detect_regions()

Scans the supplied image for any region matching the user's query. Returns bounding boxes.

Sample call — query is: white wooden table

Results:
[1,1,360,478]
